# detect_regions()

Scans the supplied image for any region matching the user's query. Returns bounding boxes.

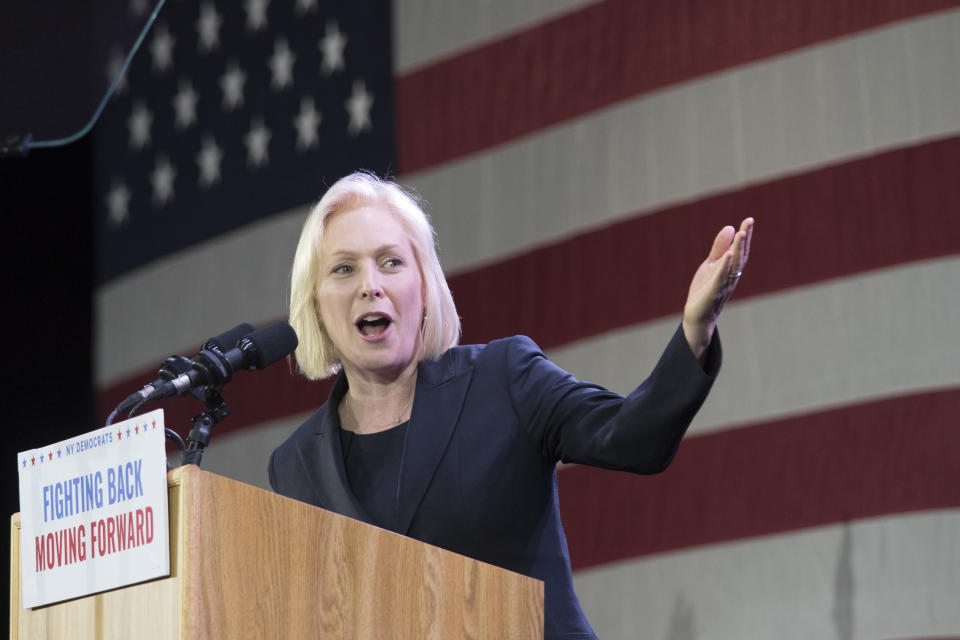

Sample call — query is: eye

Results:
[331,264,354,275]
[383,257,404,269]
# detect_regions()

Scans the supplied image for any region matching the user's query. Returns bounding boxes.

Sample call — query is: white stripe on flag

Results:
[547,256,960,436]
[573,509,960,640]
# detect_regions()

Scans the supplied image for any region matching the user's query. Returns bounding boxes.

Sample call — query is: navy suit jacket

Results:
[269,326,720,639]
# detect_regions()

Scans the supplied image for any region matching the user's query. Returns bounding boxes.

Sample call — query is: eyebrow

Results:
[326,244,406,261]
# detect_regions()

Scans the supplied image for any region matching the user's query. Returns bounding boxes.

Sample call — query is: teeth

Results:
[362,314,385,322]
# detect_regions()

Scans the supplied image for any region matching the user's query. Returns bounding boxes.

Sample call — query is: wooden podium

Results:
[10,465,544,638]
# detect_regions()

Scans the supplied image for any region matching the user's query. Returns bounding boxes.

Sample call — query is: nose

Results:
[360,269,383,299]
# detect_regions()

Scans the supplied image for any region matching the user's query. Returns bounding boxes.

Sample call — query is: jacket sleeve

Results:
[506,324,720,473]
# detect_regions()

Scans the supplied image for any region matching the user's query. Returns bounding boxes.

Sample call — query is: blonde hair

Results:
[289,172,461,380]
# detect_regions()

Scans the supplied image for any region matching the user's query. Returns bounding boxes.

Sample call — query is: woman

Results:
[269,172,753,639]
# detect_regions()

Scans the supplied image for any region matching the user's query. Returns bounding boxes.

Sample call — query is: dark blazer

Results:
[269,326,720,639]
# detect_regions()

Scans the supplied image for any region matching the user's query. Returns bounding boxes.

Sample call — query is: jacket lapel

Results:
[397,353,474,535]
[297,374,373,525]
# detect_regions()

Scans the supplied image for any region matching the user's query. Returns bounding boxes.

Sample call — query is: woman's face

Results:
[316,205,425,381]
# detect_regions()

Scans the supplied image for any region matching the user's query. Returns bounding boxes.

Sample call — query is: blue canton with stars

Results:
[94,0,394,284]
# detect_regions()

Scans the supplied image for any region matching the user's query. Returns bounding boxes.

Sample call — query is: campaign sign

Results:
[17,409,170,608]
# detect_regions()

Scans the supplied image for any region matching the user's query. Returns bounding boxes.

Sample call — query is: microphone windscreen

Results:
[245,322,298,369]
[205,322,254,352]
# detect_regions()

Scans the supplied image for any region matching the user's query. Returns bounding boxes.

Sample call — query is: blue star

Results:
[39,455,43,464]
[21,459,26,468]
[127,428,132,438]
[57,449,62,458]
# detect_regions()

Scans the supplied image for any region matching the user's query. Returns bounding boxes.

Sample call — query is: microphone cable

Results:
[1,0,167,157]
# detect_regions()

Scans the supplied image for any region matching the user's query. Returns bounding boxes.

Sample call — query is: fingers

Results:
[739,217,754,267]
[709,225,736,261]
[712,251,734,292]
[726,218,754,276]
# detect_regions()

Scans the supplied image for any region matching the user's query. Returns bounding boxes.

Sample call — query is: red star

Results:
[117,431,123,440]
[135,425,140,434]
[152,420,157,430]
[31,456,35,466]
[48,452,53,460]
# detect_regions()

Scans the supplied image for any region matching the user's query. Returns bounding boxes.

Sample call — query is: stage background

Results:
[4,2,960,637]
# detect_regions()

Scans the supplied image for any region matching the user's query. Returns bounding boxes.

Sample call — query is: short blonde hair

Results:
[289,171,461,380]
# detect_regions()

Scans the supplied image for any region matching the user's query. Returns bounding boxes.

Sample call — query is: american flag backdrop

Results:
[94,1,960,638]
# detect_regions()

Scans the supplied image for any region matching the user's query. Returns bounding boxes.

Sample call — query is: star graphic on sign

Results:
[128,101,153,149]
[151,156,177,206]
[48,452,53,460]
[220,62,246,111]
[244,118,272,167]
[39,455,43,464]
[293,97,321,151]
[117,431,122,440]
[106,181,132,226]
[106,48,129,94]
[269,38,296,91]
[319,21,347,75]
[127,428,132,438]
[31,457,35,466]
[295,0,317,14]
[150,23,176,73]
[196,135,224,187]
[196,2,222,52]
[345,79,373,135]
[135,425,140,434]
[245,0,269,32]
[57,449,62,458]
[22,459,26,468]
[173,80,199,129]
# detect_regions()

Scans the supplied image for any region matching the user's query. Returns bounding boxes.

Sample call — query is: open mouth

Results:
[356,314,392,337]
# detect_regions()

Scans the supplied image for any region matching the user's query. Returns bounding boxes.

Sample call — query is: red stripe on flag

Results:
[396,0,960,172]
[98,135,960,429]
[558,388,960,571]
[452,135,960,347]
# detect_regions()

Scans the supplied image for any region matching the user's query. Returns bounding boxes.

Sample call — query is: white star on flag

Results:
[172,80,199,129]
[244,118,272,167]
[319,21,347,75]
[269,38,296,91]
[294,97,322,150]
[196,136,224,188]
[220,63,246,110]
[106,48,129,94]
[129,0,148,17]
[295,0,317,15]
[345,79,373,135]
[150,24,176,73]
[127,101,153,149]
[106,181,132,226]
[245,0,270,32]
[196,2,222,53]
[150,156,177,206]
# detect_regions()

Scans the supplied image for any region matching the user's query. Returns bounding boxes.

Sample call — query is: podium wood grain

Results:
[11,465,543,639]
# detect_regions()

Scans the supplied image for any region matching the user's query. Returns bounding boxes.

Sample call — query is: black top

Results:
[339,422,409,533]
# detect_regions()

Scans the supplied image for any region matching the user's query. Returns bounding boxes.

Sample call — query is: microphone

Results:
[113,322,297,417]
[115,323,253,416]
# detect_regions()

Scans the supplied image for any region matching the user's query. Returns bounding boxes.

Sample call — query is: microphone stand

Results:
[178,386,230,467]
